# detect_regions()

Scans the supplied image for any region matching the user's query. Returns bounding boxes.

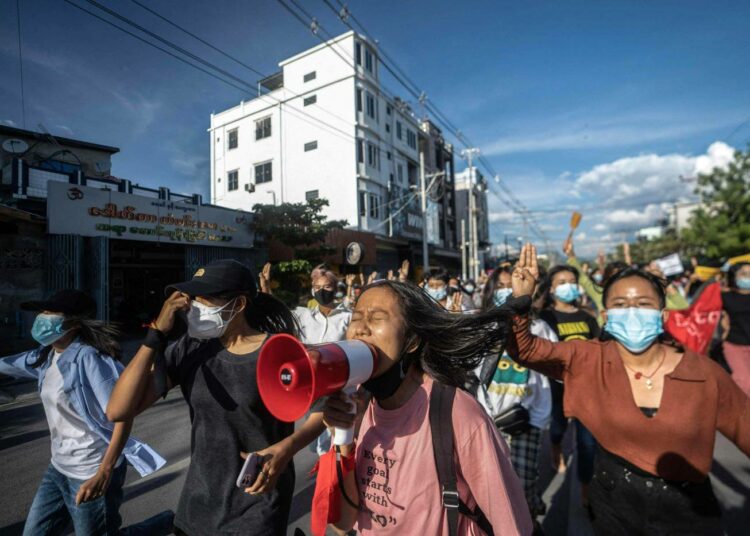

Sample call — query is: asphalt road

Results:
[1,388,748,535]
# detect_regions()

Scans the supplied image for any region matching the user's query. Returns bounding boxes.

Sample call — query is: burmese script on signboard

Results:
[47,182,254,248]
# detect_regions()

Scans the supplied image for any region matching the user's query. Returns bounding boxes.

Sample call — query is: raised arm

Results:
[107,292,189,421]
[564,238,603,311]
[507,244,592,380]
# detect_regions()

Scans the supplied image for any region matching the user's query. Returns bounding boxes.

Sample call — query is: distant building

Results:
[455,167,490,278]
[209,31,461,275]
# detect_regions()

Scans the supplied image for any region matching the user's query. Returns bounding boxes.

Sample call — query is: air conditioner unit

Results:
[245,183,255,193]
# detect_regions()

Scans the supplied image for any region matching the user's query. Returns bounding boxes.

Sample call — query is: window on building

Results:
[367,143,377,167]
[228,128,238,150]
[365,49,374,73]
[357,139,364,164]
[304,71,316,82]
[396,121,402,140]
[359,191,366,216]
[369,193,380,219]
[387,151,391,160]
[255,117,271,140]
[366,93,376,120]
[306,190,319,201]
[228,170,239,191]
[385,124,390,133]
[397,164,404,183]
[304,141,318,152]
[356,89,363,112]
[254,161,272,184]
[355,42,362,66]
[407,129,417,150]
[390,173,394,184]
[303,95,317,106]
[386,105,392,115]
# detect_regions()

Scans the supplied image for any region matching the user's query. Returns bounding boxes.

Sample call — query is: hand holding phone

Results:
[236,453,261,489]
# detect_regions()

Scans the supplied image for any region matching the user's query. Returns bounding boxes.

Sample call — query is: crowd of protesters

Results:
[2,238,749,535]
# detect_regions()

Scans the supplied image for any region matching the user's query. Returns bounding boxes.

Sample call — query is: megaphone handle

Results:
[332,387,357,447]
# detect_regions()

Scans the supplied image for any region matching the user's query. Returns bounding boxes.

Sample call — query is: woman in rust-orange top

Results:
[506,244,750,535]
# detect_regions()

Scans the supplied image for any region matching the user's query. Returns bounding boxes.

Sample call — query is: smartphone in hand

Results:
[236,453,261,488]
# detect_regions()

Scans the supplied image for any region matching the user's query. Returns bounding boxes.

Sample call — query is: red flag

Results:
[666,282,722,354]
[311,449,356,536]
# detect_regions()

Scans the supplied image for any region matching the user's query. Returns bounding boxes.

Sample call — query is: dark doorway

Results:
[109,240,185,332]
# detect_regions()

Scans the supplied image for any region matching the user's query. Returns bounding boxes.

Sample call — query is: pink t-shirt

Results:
[354,376,532,535]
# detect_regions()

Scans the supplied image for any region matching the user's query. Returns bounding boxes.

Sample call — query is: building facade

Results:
[455,167,490,279]
[0,126,258,350]
[209,31,461,276]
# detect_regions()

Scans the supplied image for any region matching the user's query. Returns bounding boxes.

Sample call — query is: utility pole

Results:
[419,148,429,274]
[461,219,467,280]
[461,148,480,280]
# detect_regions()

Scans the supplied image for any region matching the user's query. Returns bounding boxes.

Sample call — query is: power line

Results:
[65,0,358,144]
[319,1,551,247]
[15,0,26,128]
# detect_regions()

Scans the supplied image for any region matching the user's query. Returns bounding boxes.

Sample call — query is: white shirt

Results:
[293,305,352,344]
[40,351,111,479]
[477,319,557,429]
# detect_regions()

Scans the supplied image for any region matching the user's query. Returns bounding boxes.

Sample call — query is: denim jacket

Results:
[0,340,166,477]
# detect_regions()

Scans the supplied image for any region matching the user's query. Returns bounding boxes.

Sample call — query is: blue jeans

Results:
[23,463,174,536]
[24,462,127,536]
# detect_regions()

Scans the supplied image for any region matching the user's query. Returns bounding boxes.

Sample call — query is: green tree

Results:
[251,198,347,306]
[682,145,750,258]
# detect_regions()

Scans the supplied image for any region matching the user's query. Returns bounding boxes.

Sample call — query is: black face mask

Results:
[362,354,415,400]
[313,289,336,306]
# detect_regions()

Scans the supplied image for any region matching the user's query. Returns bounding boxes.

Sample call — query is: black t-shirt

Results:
[162,335,294,536]
[723,291,750,346]
[539,308,600,342]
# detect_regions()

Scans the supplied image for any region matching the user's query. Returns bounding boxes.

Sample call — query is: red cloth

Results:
[666,282,722,354]
[311,448,356,536]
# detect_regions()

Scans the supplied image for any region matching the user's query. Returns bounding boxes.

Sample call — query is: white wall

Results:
[209,31,423,236]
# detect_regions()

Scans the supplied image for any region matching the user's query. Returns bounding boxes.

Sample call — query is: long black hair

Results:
[32,317,123,368]
[480,266,513,311]
[217,290,299,337]
[360,280,513,387]
[539,265,580,309]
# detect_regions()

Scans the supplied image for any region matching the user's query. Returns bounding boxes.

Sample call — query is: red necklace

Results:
[622,348,666,390]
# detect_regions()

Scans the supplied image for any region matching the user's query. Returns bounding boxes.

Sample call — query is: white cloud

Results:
[1,119,17,127]
[572,141,735,233]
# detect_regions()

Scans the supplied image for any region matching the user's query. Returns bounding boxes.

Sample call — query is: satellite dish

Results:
[2,139,29,154]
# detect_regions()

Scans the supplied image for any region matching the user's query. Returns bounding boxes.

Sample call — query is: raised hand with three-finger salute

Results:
[512,243,539,298]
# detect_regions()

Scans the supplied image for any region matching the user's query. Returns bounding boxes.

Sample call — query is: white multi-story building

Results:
[210,31,424,240]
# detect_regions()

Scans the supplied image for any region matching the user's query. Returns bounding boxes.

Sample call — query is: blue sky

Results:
[2,0,749,257]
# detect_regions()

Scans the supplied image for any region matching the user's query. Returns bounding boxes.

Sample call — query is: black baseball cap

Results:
[21,289,97,317]
[165,259,257,298]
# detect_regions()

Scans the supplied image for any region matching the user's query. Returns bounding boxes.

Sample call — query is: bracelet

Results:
[142,327,167,352]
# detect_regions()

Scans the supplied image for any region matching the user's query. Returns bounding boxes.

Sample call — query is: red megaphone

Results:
[257,334,378,444]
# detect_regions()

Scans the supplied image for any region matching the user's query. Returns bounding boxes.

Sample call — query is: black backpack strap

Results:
[429,382,494,536]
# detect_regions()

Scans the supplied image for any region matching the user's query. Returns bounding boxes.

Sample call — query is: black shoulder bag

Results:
[429,381,494,536]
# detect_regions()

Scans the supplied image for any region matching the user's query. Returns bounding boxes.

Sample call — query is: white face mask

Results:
[187,298,240,339]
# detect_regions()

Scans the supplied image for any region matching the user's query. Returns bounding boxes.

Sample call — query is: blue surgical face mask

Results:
[737,277,750,290]
[554,283,581,303]
[604,308,664,354]
[592,273,603,284]
[426,286,447,301]
[31,314,69,346]
[494,288,513,306]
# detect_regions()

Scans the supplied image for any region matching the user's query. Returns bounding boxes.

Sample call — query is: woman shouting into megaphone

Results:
[317,280,533,536]
[106,260,327,536]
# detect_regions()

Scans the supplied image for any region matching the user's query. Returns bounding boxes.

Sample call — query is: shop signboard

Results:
[47,182,254,248]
